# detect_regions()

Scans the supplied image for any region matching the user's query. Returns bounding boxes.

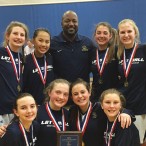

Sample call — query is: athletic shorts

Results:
[0,114,14,126]
[134,114,146,143]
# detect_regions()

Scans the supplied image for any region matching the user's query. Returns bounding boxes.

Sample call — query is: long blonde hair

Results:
[117,19,140,59]
[3,21,29,47]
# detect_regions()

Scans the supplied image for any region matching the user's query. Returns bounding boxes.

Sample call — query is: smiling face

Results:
[101,93,122,122]
[94,25,112,50]
[6,26,26,52]
[71,83,91,112]
[49,83,69,110]
[13,96,37,125]
[62,11,78,37]
[118,22,137,49]
[33,30,50,57]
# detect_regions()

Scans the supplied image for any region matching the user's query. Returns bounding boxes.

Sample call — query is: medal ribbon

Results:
[77,102,92,135]
[96,48,109,76]
[105,112,120,146]
[19,122,34,146]
[5,46,21,82]
[46,103,66,131]
[123,43,138,78]
[32,53,47,85]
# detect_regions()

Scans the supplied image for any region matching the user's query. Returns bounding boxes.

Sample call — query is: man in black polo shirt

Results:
[50,10,96,84]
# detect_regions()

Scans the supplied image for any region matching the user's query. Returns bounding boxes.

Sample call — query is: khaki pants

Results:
[134,114,146,144]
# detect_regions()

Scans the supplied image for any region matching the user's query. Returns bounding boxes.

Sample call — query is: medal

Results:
[6,46,21,91]
[77,102,92,135]
[123,43,138,87]
[96,48,109,85]
[46,103,66,131]
[104,112,120,146]
[124,80,129,87]
[43,86,46,94]
[98,77,103,84]
[17,84,21,92]
[19,122,34,146]
[32,53,47,86]
[82,142,85,146]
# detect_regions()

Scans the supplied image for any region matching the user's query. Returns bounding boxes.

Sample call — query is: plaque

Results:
[57,131,82,146]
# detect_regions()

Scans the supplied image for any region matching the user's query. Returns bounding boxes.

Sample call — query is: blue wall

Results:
[0,0,146,44]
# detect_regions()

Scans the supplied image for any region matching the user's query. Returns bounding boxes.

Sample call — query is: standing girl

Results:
[23,28,54,105]
[0,21,29,125]
[36,79,70,146]
[0,93,39,146]
[117,19,146,146]
[100,89,140,146]
[91,22,119,102]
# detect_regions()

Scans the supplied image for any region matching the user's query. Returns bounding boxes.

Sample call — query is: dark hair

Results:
[44,79,70,103]
[13,93,34,109]
[12,93,36,122]
[33,28,51,39]
[70,78,90,97]
[99,88,126,109]
[33,28,51,57]
[69,78,91,125]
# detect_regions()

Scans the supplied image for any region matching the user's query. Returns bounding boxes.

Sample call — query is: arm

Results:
[115,123,140,146]
[0,128,21,146]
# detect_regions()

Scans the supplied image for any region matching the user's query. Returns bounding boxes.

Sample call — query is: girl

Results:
[91,22,119,102]
[36,79,70,146]
[69,78,131,146]
[23,28,54,105]
[0,93,39,146]
[117,19,146,146]
[100,89,140,146]
[0,21,29,125]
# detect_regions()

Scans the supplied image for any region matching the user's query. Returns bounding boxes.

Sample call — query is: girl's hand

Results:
[0,125,7,137]
[118,113,131,128]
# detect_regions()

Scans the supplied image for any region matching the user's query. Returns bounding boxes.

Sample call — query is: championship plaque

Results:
[57,131,82,146]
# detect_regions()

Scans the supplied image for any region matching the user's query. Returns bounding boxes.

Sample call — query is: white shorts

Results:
[134,114,146,144]
[0,114,14,126]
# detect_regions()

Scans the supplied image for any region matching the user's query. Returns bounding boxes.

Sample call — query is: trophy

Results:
[57,131,82,146]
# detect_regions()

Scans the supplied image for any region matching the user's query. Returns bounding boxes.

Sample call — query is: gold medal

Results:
[82,141,85,146]
[124,80,128,87]
[98,77,103,84]
[43,85,46,95]
[17,85,21,92]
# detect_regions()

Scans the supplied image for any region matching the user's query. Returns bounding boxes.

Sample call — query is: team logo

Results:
[82,46,88,52]
[92,112,97,118]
